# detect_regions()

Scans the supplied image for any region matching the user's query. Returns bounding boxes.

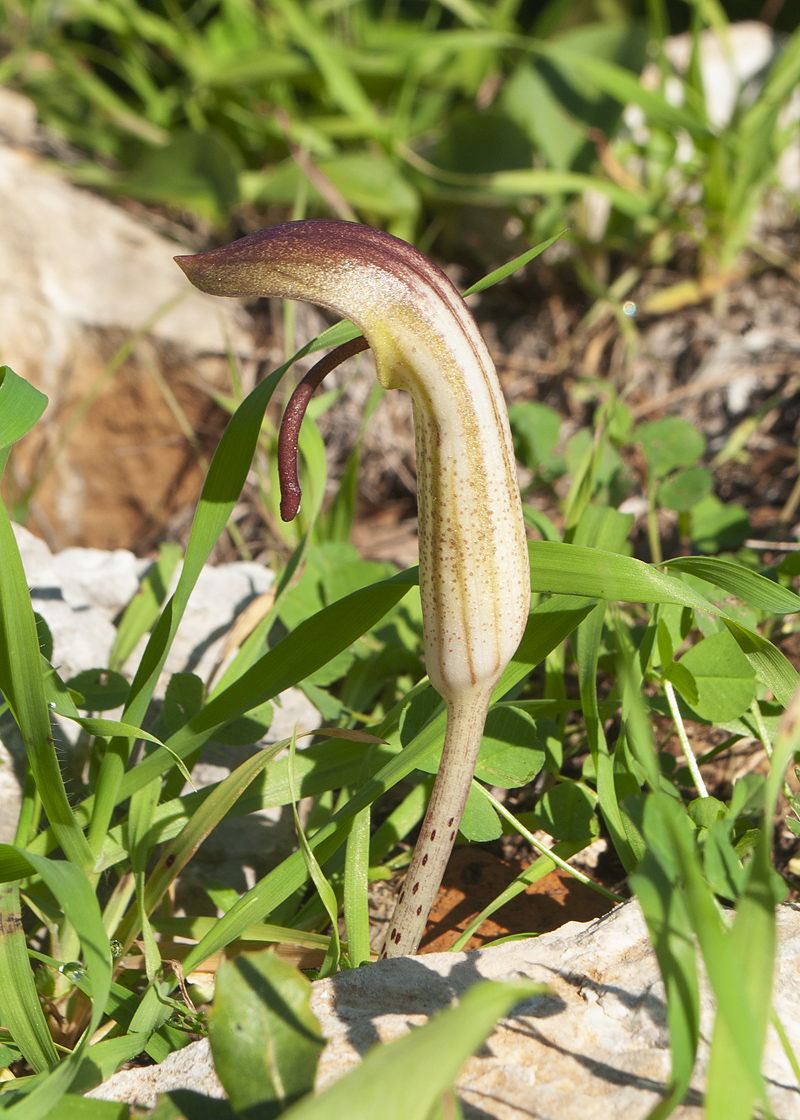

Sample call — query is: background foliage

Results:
[1,1,800,1118]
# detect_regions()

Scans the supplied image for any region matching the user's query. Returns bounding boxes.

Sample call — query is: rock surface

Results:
[0,89,253,550]
[88,899,800,1118]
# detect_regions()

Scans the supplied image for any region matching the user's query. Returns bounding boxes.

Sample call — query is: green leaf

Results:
[162,673,205,733]
[0,487,92,869]
[176,594,597,976]
[658,467,712,513]
[213,701,273,746]
[536,780,597,843]
[508,402,561,474]
[628,843,699,1120]
[281,980,545,1120]
[0,882,58,1073]
[689,495,750,555]
[113,568,417,803]
[473,706,546,789]
[678,631,756,724]
[433,109,532,175]
[664,555,800,614]
[1,851,114,1117]
[123,129,241,222]
[663,661,699,708]
[208,949,324,1119]
[635,418,705,480]
[703,820,747,902]
[722,618,799,707]
[643,793,768,1108]
[416,704,546,791]
[109,542,182,673]
[527,540,713,607]
[0,366,48,478]
[287,731,341,977]
[461,230,569,296]
[687,797,726,831]
[39,1097,130,1119]
[458,784,502,842]
[317,152,419,225]
[66,669,130,712]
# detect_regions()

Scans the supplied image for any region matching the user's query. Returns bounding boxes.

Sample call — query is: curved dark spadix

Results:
[175,220,530,957]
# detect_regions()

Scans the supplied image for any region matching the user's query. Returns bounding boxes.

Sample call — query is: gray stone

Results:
[87,901,800,1118]
[51,547,148,621]
[12,524,121,685]
[87,1037,225,1108]
[0,142,250,389]
[0,87,38,148]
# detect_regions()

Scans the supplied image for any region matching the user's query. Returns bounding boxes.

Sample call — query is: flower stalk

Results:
[175,220,530,956]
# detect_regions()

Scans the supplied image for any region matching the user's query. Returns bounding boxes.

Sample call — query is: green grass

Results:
[0,0,798,285]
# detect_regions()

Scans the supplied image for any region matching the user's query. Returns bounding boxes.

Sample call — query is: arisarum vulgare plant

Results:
[175,220,530,957]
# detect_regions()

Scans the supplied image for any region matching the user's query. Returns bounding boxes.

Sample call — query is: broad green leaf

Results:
[678,631,755,724]
[658,467,712,513]
[123,129,241,222]
[434,108,532,175]
[663,661,699,708]
[281,980,545,1120]
[689,495,750,555]
[536,780,597,843]
[635,418,705,480]
[212,700,273,746]
[416,704,545,790]
[459,783,502,842]
[318,151,419,224]
[162,673,204,733]
[508,402,561,474]
[208,950,324,1118]
[66,669,130,712]
[473,706,546,789]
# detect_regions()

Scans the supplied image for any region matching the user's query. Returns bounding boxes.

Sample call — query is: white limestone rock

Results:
[0,100,255,549]
[87,900,800,1118]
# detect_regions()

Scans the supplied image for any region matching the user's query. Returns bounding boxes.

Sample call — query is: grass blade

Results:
[0,882,58,1072]
[0,496,92,870]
